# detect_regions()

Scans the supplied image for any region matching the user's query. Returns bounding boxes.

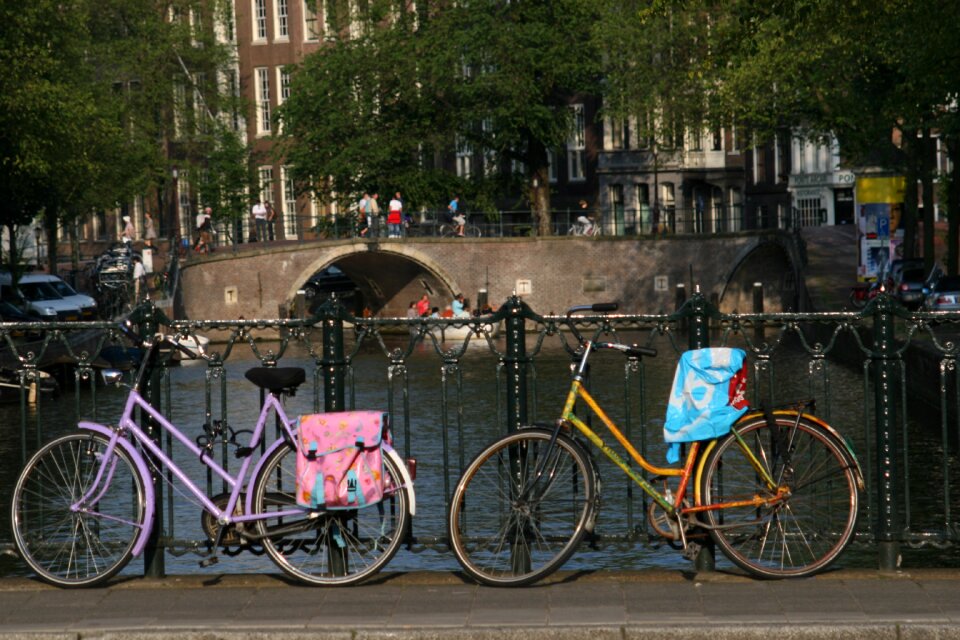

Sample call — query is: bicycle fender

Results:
[383,444,416,517]
[772,410,866,490]
[77,421,156,558]
[245,438,289,516]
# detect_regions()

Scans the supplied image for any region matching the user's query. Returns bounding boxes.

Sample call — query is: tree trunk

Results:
[921,126,936,274]
[527,136,552,236]
[947,135,960,276]
[70,218,80,272]
[4,223,19,279]
[44,207,58,276]
[900,127,918,260]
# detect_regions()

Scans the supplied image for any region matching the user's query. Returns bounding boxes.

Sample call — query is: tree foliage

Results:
[0,0,251,273]
[277,0,601,233]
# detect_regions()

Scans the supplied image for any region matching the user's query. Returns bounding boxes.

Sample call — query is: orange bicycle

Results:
[447,302,864,586]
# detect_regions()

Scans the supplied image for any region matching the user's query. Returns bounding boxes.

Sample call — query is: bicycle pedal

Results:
[199,556,219,568]
[682,542,702,561]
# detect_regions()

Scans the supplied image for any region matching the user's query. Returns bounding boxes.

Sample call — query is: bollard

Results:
[872,294,901,571]
[675,283,687,333]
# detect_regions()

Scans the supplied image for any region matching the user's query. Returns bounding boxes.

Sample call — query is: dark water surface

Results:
[2,329,959,579]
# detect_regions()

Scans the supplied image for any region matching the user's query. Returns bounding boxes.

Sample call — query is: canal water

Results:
[2,328,959,579]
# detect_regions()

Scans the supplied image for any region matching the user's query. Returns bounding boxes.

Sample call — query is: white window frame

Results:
[456,134,472,178]
[255,67,271,136]
[304,0,320,41]
[277,67,292,105]
[481,118,496,176]
[259,166,275,205]
[274,0,290,40]
[282,166,298,238]
[567,104,586,182]
[253,0,268,42]
[546,148,558,183]
[178,179,192,240]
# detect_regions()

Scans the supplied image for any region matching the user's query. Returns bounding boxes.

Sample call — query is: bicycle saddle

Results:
[245,367,306,392]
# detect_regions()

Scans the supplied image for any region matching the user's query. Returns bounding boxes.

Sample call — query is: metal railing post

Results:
[321,298,347,411]
[138,302,165,578]
[872,294,902,570]
[686,288,715,572]
[502,295,529,433]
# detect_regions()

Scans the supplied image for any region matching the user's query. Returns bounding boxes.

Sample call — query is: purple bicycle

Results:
[10,323,415,587]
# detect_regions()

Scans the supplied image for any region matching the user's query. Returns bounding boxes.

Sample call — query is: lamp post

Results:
[33,226,42,268]
[652,143,660,235]
[170,167,180,252]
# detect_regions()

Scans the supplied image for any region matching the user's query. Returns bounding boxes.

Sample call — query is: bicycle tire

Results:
[11,433,147,587]
[698,415,859,578]
[465,225,482,238]
[439,224,454,238]
[447,428,596,587]
[250,443,410,586]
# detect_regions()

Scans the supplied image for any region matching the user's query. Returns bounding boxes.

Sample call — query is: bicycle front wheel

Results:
[448,428,596,587]
[250,444,411,586]
[465,225,482,238]
[11,433,147,587]
[698,415,859,578]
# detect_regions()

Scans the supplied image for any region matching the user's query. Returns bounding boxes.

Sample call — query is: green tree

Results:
[277,0,602,235]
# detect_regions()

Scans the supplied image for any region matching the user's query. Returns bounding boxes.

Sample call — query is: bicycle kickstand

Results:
[199,526,226,568]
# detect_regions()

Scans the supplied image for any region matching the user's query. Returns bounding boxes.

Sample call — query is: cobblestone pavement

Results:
[1,569,960,639]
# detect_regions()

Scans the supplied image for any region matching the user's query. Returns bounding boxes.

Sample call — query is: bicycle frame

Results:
[75,385,299,558]
[558,340,787,522]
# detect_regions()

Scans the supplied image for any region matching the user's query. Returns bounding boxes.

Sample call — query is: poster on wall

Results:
[855,177,905,282]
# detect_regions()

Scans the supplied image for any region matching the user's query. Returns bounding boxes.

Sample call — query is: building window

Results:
[712,128,722,151]
[456,134,472,178]
[607,117,626,150]
[178,180,191,240]
[547,148,558,183]
[567,104,586,182]
[226,70,242,132]
[275,0,289,39]
[304,0,320,40]
[253,0,268,41]
[481,119,496,176]
[255,67,271,135]
[282,167,298,238]
[278,67,292,104]
[797,197,821,227]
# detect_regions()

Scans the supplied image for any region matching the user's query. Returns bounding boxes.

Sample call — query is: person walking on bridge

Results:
[387,192,403,238]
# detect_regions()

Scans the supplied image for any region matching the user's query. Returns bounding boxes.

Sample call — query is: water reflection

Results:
[2,328,959,580]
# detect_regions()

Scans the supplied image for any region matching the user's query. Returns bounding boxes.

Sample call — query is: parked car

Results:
[893,267,929,310]
[1,273,83,321]
[924,275,960,311]
[20,274,98,319]
[0,299,33,322]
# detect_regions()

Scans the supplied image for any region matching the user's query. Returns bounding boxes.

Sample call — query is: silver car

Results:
[924,275,960,312]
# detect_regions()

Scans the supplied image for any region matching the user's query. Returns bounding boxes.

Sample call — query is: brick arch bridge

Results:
[178,231,806,320]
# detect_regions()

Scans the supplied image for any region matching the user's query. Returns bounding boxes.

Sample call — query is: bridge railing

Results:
[1,293,959,576]
[217,204,786,244]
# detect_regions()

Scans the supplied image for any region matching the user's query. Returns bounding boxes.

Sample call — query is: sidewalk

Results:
[1,569,959,639]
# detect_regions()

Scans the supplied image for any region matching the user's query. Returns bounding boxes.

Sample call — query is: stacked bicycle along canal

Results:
[1,293,959,581]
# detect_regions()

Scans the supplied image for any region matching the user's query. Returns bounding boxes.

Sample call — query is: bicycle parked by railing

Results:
[10,320,415,587]
[447,302,863,586]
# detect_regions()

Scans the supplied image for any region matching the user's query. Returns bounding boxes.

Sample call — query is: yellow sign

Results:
[856,176,905,204]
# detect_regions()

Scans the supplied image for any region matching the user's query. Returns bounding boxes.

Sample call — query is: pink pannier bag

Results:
[296,411,391,509]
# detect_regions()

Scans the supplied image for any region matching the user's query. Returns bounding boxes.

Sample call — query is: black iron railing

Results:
[2,293,960,575]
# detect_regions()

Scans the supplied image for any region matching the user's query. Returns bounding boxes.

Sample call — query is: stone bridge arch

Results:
[717,234,805,313]
[286,244,464,316]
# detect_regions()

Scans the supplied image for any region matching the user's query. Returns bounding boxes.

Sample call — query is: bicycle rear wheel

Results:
[11,433,147,587]
[698,415,859,578]
[447,428,596,587]
[250,443,410,586]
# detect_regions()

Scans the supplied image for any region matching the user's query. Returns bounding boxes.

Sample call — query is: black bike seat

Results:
[244,367,306,392]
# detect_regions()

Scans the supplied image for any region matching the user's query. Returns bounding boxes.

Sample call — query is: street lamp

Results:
[170,167,180,251]
[652,143,660,235]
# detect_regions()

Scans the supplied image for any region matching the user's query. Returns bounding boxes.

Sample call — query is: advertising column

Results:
[855,175,905,282]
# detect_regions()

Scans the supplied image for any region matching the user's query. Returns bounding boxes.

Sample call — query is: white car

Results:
[0,272,82,322]
[19,274,98,320]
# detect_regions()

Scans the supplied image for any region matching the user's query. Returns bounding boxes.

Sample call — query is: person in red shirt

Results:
[416,293,430,317]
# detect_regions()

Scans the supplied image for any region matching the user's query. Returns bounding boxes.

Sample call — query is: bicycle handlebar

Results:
[563,302,656,359]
